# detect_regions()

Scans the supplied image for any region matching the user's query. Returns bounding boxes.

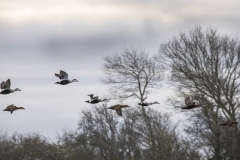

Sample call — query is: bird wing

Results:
[116,108,122,116]
[3,108,10,111]
[4,104,14,113]
[108,106,115,109]
[232,122,238,124]
[10,107,15,114]
[1,81,6,89]
[185,97,191,105]
[88,94,99,100]
[1,79,11,89]
[60,70,68,79]
[6,104,14,109]
[88,94,94,98]
[55,73,64,80]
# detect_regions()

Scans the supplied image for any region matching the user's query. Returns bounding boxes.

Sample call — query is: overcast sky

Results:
[1,0,240,140]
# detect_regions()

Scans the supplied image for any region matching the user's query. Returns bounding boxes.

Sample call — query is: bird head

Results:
[72,79,78,82]
[14,88,21,91]
[103,99,110,102]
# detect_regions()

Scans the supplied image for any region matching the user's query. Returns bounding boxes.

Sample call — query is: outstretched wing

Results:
[10,107,15,114]
[60,70,68,79]
[55,73,64,80]
[88,94,99,100]
[6,104,14,109]
[1,79,11,89]
[88,94,94,98]
[55,70,68,80]
[116,108,122,116]
[108,106,115,109]
[1,81,6,89]
[3,106,11,111]
[4,104,14,112]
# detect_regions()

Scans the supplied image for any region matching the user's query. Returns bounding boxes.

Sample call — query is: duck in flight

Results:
[3,104,25,114]
[55,70,78,85]
[0,79,21,95]
[181,96,201,109]
[220,121,238,128]
[107,104,129,116]
[85,95,109,104]
[85,99,109,104]
[138,101,159,106]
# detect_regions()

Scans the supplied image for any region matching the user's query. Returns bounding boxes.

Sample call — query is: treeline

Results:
[0,106,200,160]
[1,26,240,160]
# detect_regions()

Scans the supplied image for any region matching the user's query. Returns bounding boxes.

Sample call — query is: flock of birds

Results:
[1,70,238,127]
[0,70,158,116]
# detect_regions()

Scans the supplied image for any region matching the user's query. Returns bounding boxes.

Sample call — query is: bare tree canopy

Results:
[156,26,240,160]
[101,47,163,101]
[57,105,201,160]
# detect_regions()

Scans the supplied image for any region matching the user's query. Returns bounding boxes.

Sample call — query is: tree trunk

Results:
[141,105,156,158]
[232,127,239,160]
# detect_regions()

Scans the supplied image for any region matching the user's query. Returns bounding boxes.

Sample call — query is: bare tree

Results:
[136,108,200,160]
[184,96,225,159]
[101,47,163,102]
[156,26,240,160]
[57,104,200,160]
[0,131,63,160]
[101,47,164,156]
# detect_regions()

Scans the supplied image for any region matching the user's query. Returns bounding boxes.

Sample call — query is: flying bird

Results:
[181,96,201,109]
[55,70,78,85]
[3,104,25,114]
[220,121,238,128]
[0,79,21,95]
[107,104,129,116]
[85,98,109,104]
[138,101,159,106]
